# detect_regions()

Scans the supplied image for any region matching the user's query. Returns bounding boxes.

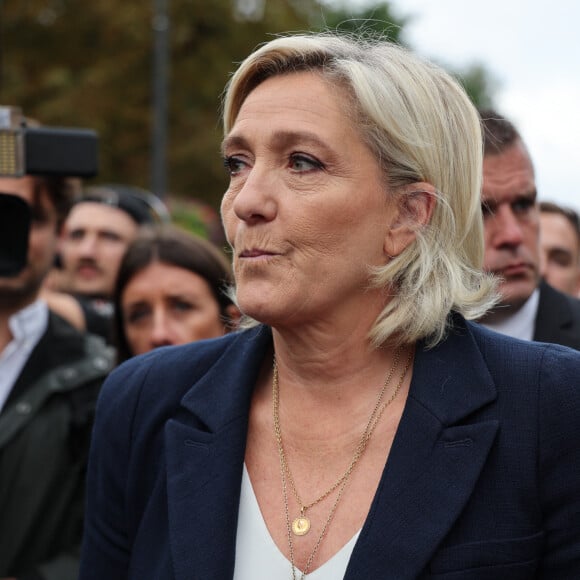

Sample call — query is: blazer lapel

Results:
[162,319,498,579]
[346,319,498,580]
[164,327,272,580]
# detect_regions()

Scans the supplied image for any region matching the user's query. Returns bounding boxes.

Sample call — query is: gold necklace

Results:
[273,347,414,579]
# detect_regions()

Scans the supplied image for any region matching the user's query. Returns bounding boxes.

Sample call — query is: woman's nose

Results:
[231,166,278,224]
[149,310,174,348]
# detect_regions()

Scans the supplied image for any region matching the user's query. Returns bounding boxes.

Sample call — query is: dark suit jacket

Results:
[0,312,114,580]
[533,279,580,349]
[79,316,580,579]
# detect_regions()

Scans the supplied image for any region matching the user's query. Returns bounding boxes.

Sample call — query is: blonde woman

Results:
[80,33,580,579]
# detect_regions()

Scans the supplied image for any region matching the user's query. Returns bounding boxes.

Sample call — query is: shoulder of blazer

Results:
[467,316,580,401]
[97,325,271,420]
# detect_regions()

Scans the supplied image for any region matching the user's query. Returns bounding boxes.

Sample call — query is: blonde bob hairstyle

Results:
[222,32,497,347]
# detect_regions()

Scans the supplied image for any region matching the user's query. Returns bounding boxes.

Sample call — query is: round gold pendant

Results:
[292,516,311,536]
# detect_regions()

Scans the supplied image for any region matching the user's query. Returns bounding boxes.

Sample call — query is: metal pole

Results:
[0,2,4,95]
[151,0,169,199]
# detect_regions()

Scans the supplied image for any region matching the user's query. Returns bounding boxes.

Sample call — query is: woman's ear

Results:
[384,183,436,258]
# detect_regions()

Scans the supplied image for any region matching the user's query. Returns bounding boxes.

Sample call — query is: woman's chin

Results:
[237,302,276,325]
[237,295,294,327]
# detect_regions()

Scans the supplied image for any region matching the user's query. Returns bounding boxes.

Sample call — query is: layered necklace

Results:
[272,346,414,580]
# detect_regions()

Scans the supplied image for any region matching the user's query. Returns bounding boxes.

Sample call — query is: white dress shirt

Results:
[0,300,48,413]
[480,288,540,341]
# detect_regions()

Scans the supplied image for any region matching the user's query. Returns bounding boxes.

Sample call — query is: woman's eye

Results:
[126,307,150,324]
[172,299,194,313]
[223,155,246,176]
[289,154,323,172]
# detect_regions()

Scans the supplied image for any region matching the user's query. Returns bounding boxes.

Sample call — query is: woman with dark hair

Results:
[112,224,237,362]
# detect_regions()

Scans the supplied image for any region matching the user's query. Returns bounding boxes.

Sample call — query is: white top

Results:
[233,464,360,580]
[0,300,48,412]
[480,288,540,341]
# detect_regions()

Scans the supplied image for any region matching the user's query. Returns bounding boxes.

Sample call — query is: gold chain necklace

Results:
[272,347,414,579]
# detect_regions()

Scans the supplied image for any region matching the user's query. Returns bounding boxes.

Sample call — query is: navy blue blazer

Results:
[79,316,580,579]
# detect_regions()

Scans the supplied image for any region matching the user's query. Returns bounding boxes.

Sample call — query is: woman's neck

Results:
[269,332,408,437]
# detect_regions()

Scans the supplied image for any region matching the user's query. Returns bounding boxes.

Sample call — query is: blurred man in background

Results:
[539,201,580,297]
[476,109,580,348]
[56,184,166,343]
[0,174,114,580]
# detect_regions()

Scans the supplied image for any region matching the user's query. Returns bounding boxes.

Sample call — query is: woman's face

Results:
[221,71,398,328]
[121,261,225,356]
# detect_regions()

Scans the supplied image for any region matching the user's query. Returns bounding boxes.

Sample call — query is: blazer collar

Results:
[346,316,498,579]
[178,325,272,432]
[409,315,496,425]
[165,319,498,580]
[164,325,272,580]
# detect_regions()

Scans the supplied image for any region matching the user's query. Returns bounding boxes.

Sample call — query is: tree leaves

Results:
[0,0,494,212]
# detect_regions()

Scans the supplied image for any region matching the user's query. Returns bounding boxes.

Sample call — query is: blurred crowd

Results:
[0,137,240,578]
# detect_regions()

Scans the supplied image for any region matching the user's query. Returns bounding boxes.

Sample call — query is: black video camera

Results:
[0,106,99,276]
[0,106,98,178]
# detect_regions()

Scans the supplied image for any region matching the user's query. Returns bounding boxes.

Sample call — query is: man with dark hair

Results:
[0,174,114,580]
[57,184,168,343]
[477,109,580,348]
[539,200,580,297]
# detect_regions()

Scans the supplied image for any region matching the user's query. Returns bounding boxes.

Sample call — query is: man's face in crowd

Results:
[59,202,139,298]
[0,176,59,310]
[481,139,541,313]
[540,210,580,297]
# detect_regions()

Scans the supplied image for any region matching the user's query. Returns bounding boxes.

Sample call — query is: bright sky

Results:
[326,0,580,212]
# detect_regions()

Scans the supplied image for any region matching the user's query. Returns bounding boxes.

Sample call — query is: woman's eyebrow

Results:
[221,134,248,155]
[222,129,332,155]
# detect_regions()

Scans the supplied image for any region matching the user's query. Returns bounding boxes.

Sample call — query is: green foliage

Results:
[0,0,495,214]
[1,0,326,209]
[454,62,499,109]
[313,1,407,43]
[170,198,221,241]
